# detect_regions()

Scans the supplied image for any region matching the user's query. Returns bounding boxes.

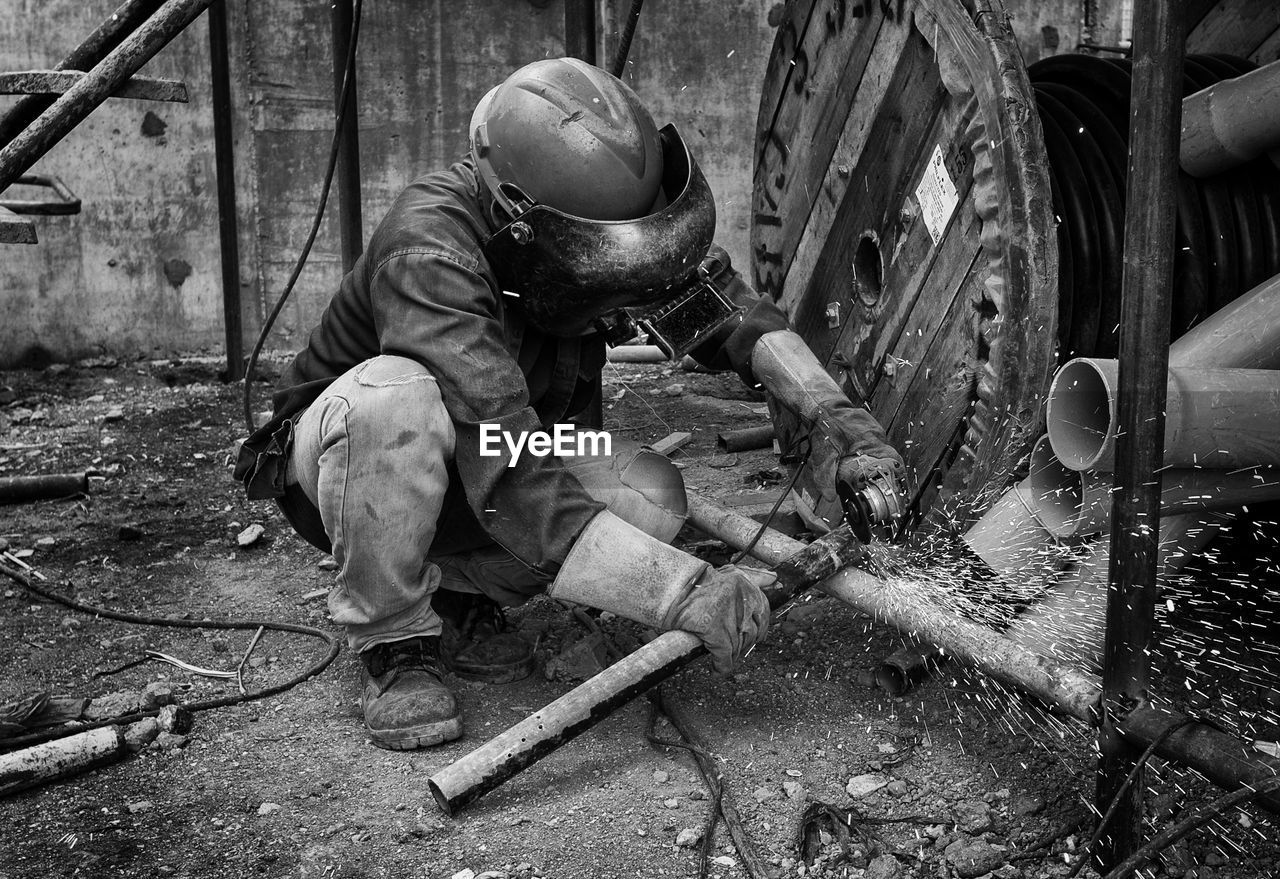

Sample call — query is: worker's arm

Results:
[687,247,904,517]
[549,509,772,673]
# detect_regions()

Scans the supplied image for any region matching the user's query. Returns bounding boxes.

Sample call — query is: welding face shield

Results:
[481,124,728,342]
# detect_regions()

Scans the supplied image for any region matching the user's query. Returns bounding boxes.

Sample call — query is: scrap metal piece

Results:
[144,651,236,680]
[0,70,188,102]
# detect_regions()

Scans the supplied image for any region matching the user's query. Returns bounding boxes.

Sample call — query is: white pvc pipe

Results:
[1036,466,1280,540]
[960,438,1078,582]
[1023,434,1085,540]
[1047,359,1280,472]
[1181,58,1280,178]
[1168,272,1280,370]
[1007,271,1280,668]
[1005,514,1234,669]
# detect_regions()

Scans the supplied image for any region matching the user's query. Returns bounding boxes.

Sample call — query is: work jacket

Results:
[234,156,787,575]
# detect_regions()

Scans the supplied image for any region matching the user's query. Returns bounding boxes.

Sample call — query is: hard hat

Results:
[482,122,716,337]
[469,57,664,221]
[472,60,717,337]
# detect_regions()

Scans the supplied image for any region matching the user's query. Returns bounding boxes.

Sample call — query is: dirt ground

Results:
[1,355,1277,879]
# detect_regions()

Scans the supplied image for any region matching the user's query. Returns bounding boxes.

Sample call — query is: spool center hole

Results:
[853,234,883,307]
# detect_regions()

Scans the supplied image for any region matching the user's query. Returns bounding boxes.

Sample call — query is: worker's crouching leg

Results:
[287,355,462,749]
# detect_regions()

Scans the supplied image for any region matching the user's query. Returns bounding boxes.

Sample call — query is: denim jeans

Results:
[286,355,686,652]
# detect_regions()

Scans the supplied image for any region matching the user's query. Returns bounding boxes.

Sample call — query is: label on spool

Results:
[914,144,959,244]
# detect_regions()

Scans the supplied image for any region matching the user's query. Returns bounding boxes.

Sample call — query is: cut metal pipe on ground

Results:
[684,494,1102,724]
[0,473,88,505]
[427,520,865,815]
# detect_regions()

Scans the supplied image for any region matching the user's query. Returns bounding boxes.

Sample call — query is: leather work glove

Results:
[751,329,904,531]
[549,512,774,674]
[665,565,773,674]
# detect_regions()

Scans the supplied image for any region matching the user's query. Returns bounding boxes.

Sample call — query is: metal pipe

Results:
[875,642,945,697]
[717,425,775,453]
[330,0,363,271]
[427,522,865,815]
[606,344,668,363]
[1119,706,1280,816]
[0,0,165,149]
[564,0,597,65]
[684,494,1102,723]
[1048,360,1280,472]
[207,0,243,382]
[0,473,89,504]
[0,0,215,192]
[1099,0,1184,862]
[0,726,128,798]
[1181,57,1280,177]
[688,500,1280,819]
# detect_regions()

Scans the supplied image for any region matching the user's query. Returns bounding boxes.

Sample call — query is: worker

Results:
[234,58,903,751]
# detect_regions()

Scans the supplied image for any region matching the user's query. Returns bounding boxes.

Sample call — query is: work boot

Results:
[433,590,536,683]
[360,636,462,750]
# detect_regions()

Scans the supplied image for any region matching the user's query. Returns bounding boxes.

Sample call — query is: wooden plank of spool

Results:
[776,15,917,322]
[1186,0,1280,59]
[753,0,818,177]
[821,68,979,407]
[751,3,894,304]
[751,0,1057,531]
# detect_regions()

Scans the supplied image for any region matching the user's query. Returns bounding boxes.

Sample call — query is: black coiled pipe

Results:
[1029,53,1280,359]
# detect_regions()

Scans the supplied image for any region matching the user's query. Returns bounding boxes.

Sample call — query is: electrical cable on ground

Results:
[0,559,341,751]
[241,0,364,433]
[1066,714,1208,878]
[1101,775,1280,879]
[730,440,811,565]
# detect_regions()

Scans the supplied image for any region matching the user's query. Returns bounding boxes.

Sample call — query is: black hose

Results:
[0,560,341,751]
[241,0,364,433]
[1028,53,1280,359]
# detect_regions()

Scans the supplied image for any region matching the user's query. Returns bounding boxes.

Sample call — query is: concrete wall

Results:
[0,0,778,366]
[0,0,258,367]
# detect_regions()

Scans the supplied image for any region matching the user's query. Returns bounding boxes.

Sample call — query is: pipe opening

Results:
[1026,436,1084,539]
[1048,359,1114,471]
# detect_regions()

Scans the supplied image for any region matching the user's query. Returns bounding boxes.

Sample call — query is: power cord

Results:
[0,559,340,751]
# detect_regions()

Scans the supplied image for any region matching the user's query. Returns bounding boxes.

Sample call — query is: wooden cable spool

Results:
[752,0,1057,532]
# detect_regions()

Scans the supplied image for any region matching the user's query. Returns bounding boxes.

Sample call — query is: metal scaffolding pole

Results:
[564,0,598,65]
[330,0,363,272]
[0,0,166,149]
[207,0,243,381]
[0,0,214,192]
[1097,0,1186,870]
